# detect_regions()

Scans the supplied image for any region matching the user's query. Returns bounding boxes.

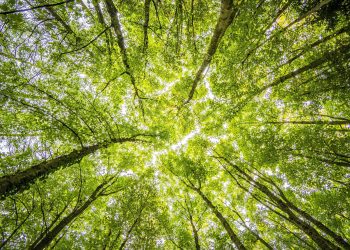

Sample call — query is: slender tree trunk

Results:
[188,213,201,250]
[242,0,332,64]
[294,154,350,168]
[29,203,70,248]
[119,209,143,250]
[93,0,112,50]
[0,136,144,198]
[29,182,107,250]
[104,0,144,115]
[268,120,350,125]
[231,207,273,250]
[188,185,246,250]
[242,0,293,64]
[234,43,350,113]
[44,5,74,34]
[285,198,350,249]
[216,156,346,249]
[185,0,238,104]
[264,44,350,91]
[283,25,350,66]
[143,0,151,52]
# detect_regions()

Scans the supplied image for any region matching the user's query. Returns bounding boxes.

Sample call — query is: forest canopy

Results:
[0,0,349,249]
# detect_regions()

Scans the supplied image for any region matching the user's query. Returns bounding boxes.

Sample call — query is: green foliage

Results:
[0,0,349,249]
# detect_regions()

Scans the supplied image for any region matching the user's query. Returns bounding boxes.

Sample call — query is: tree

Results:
[1,0,349,249]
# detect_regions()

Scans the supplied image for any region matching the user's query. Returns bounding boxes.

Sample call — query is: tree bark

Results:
[294,154,350,168]
[119,208,143,250]
[283,25,350,66]
[184,0,238,104]
[241,0,332,64]
[0,136,145,198]
[189,214,201,250]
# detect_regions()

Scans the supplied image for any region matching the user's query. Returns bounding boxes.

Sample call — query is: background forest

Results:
[0,0,349,249]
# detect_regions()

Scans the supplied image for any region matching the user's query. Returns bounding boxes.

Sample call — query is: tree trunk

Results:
[283,25,350,66]
[0,136,143,198]
[119,209,143,250]
[268,120,350,126]
[29,182,107,250]
[189,185,246,250]
[189,215,201,250]
[143,0,151,52]
[294,154,350,168]
[185,0,238,104]
[216,156,345,249]
[234,43,350,113]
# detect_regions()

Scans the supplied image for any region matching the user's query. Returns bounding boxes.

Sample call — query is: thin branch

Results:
[0,0,74,15]
[61,26,112,55]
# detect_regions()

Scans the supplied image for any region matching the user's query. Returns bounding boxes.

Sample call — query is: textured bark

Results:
[185,0,238,104]
[0,136,143,198]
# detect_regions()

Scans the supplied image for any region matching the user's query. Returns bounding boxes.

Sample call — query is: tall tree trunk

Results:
[187,184,246,250]
[0,136,145,198]
[104,0,144,114]
[189,214,201,250]
[29,181,109,250]
[268,120,350,126]
[230,207,273,250]
[185,0,238,104]
[143,0,151,52]
[283,25,350,66]
[234,43,350,113]
[294,154,350,168]
[242,0,332,64]
[119,208,144,250]
[92,0,112,51]
[216,156,347,249]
